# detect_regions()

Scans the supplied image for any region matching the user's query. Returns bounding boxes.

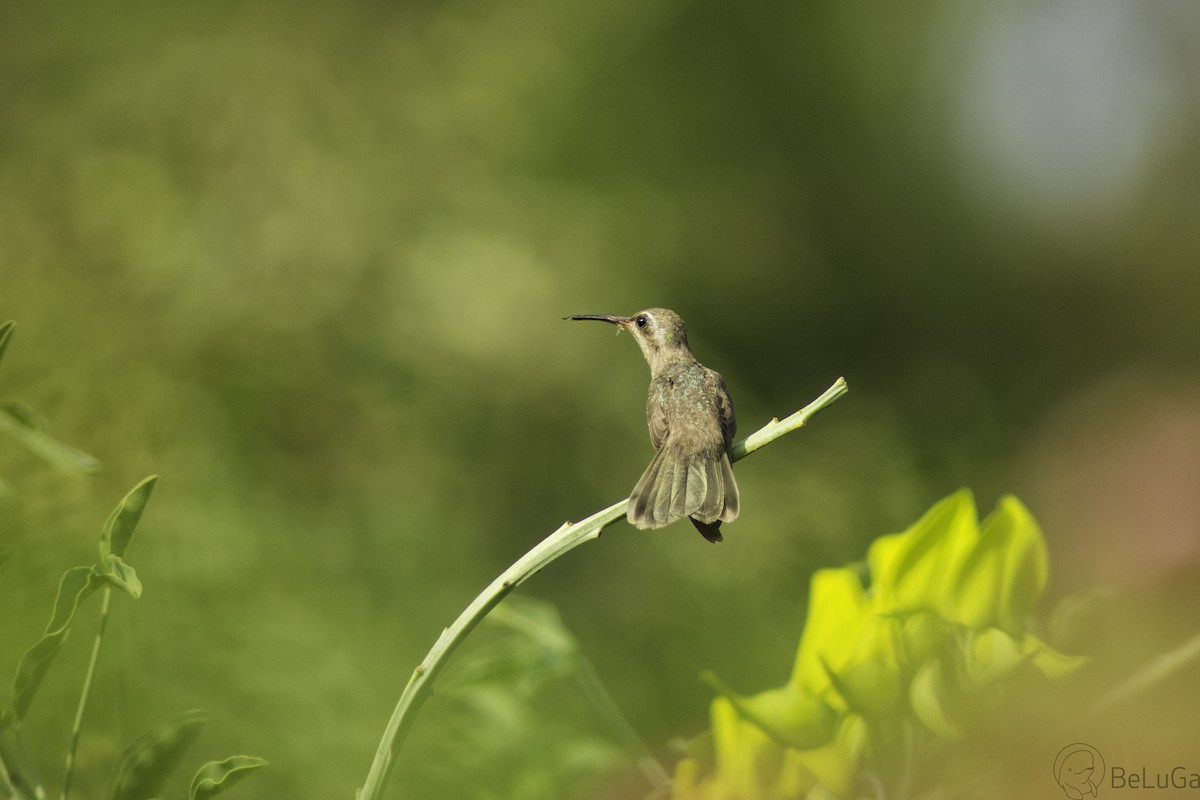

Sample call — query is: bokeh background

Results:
[3,1,1200,797]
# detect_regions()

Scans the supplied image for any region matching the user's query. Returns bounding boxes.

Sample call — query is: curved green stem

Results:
[357,377,849,800]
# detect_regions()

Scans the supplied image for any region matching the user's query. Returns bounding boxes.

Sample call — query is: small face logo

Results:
[1055,743,1105,799]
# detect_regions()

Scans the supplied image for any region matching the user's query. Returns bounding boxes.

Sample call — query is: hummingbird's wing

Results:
[646,385,670,451]
[713,372,737,449]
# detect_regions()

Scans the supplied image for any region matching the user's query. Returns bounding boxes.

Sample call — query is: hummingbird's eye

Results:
[635,315,648,328]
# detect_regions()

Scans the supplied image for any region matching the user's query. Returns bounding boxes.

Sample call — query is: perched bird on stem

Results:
[566,308,739,542]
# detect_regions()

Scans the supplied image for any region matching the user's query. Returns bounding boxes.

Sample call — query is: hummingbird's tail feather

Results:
[628,447,682,528]
[685,460,708,515]
[627,447,739,540]
[718,452,739,523]
[664,453,688,520]
[686,452,727,543]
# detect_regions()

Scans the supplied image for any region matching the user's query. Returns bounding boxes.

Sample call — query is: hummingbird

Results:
[566,308,739,542]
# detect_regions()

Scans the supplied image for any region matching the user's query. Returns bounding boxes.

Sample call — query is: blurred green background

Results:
[3,1,1199,797]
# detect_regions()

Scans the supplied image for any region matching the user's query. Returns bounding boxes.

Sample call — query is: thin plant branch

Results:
[357,377,849,800]
[61,586,112,800]
[1089,627,1200,719]
[574,653,672,790]
[0,726,43,800]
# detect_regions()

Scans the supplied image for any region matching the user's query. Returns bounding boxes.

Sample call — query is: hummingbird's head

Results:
[623,307,688,355]
[565,308,692,375]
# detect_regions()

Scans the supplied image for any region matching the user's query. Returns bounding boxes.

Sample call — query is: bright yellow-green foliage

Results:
[673,490,1085,800]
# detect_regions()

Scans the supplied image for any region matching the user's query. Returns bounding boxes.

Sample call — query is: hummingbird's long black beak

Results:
[564,314,631,327]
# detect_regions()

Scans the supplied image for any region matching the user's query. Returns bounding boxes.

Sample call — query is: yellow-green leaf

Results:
[190,755,268,800]
[0,400,100,474]
[111,710,207,800]
[870,490,978,615]
[951,496,1047,632]
[0,321,14,368]
[790,568,871,694]
[100,475,158,562]
[9,566,99,721]
[964,627,1029,687]
[823,658,902,719]
[791,714,868,798]
[909,661,961,739]
[98,555,143,599]
[706,676,840,751]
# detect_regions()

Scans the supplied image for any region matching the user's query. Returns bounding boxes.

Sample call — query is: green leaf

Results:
[869,490,978,616]
[444,597,579,696]
[489,595,577,652]
[952,496,1047,633]
[100,476,158,562]
[822,658,902,719]
[1025,634,1089,679]
[110,710,207,800]
[441,636,566,697]
[97,555,143,599]
[963,627,1030,687]
[790,568,871,694]
[9,566,100,721]
[908,661,961,738]
[703,672,838,750]
[0,321,14,368]
[899,610,952,666]
[189,755,267,800]
[0,716,40,798]
[791,715,868,799]
[0,401,100,474]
